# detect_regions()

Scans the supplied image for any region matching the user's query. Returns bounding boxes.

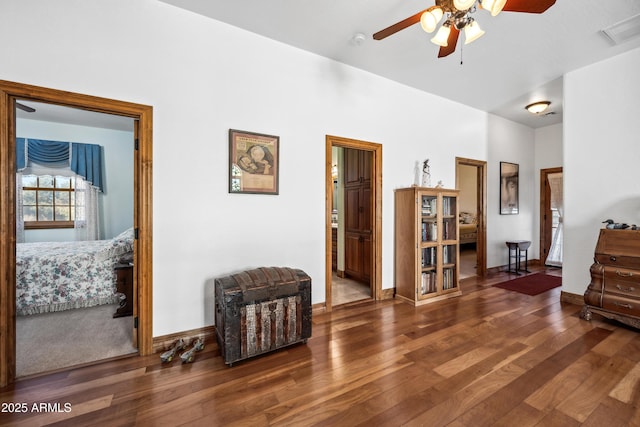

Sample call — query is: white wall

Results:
[563,47,640,295]
[535,123,563,171]
[533,123,563,262]
[487,115,536,268]
[458,164,477,215]
[16,119,134,241]
[0,0,490,336]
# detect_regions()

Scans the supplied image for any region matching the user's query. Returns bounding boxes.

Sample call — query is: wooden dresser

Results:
[581,229,640,329]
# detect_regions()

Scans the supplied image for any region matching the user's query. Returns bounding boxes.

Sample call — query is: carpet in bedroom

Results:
[16,304,137,378]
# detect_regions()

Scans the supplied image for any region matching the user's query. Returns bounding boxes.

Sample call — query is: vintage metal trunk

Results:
[215,267,312,365]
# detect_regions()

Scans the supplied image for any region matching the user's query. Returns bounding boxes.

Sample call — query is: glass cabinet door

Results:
[420,195,437,242]
[442,195,457,241]
[442,244,457,290]
[420,247,437,296]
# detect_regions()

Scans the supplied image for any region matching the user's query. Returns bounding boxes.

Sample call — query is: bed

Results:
[459,212,477,245]
[16,228,134,316]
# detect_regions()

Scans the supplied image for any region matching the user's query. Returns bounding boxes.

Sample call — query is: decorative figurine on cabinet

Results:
[602,219,630,229]
[421,159,431,188]
[413,160,421,186]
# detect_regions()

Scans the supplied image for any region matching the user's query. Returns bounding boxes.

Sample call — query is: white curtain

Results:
[16,172,24,243]
[74,176,100,241]
[546,173,563,266]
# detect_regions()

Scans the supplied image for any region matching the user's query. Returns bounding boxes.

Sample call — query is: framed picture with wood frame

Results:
[500,161,519,215]
[229,129,279,195]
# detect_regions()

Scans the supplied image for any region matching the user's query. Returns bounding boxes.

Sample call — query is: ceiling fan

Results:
[15,102,36,113]
[373,0,556,58]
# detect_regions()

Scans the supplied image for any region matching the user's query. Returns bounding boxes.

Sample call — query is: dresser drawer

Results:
[596,253,640,270]
[604,267,640,298]
[602,294,640,318]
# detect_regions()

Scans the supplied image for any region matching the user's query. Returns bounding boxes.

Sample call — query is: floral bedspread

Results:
[16,229,134,316]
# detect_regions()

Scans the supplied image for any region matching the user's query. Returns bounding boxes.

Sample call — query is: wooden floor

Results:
[3,266,640,426]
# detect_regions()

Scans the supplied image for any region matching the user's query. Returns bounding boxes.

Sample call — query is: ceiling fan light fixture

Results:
[420,8,443,33]
[431,23,451,46]
[464,20,485,44]
[525,101,551,114]
[454,0,476,11]
[481,0,507,16]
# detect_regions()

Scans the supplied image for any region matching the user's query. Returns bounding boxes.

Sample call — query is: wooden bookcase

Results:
[394,186,461,305]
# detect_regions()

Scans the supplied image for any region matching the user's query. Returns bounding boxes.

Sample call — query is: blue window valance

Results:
[16,138,104,192]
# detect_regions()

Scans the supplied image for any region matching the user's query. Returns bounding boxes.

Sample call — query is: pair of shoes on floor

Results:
[160,337,204,364]
[180,338,205,364]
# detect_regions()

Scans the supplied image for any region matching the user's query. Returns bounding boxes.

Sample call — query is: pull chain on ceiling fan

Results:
[373,0,556,58]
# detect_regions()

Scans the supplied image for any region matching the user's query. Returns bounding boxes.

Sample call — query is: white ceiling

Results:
[159,0,640,128]
[15,1,640,130]
[16,101,134,133]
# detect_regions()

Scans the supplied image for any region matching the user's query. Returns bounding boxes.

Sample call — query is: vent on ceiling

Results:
[601,13,640,45]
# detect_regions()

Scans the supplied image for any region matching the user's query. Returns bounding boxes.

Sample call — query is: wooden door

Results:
[342,148,372,284]
[345,186,361,232]
[344,233,362,278]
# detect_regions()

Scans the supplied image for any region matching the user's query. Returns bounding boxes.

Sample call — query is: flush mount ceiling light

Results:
[373,0,556,58]
[525,101,551,114]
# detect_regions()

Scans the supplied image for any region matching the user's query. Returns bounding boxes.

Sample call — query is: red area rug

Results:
[493,273,562,296]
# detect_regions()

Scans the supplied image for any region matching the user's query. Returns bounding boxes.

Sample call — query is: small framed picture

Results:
[500,161,519,215]
[229,129,279,195]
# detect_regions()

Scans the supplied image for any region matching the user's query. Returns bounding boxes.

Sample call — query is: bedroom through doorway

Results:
[0,80,154,387]
[15,101,138,377]
[455,157,487,279]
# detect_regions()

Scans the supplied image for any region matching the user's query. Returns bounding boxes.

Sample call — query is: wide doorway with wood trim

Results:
[0,80,153,387]
[325,136,382,310]
[455,157,487,278]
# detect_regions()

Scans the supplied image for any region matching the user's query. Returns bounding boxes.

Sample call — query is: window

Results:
[22,175,75,229]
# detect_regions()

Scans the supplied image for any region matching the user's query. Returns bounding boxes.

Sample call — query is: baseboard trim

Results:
[153,325,216,354]
[487,259,541,275]
[380,288,395,300]
[312,302,327,314]
[561,291,583,306]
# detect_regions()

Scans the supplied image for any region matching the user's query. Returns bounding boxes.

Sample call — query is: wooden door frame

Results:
[455,157,487,277]
[325,136,382,311]
[0,80,153,387]
[540,167,562,266]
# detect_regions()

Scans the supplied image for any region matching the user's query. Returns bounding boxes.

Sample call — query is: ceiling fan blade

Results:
[438,27,460,58]
[16,102,36,113]
[373,8,431,40]
[502,0,556,13]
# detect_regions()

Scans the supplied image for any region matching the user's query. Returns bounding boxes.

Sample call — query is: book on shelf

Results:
[442,268,456,290]
[421,271,436,294]
[421,221,437,242]
[421,247,436,267]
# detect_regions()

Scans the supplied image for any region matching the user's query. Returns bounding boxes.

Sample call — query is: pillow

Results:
[113,227,134,243]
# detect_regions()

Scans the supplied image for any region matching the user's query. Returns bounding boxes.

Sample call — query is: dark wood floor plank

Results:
[3,267,640,426]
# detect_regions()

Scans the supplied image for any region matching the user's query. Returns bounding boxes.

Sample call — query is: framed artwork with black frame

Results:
[229,129,279,195]
[500,161,519,215]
